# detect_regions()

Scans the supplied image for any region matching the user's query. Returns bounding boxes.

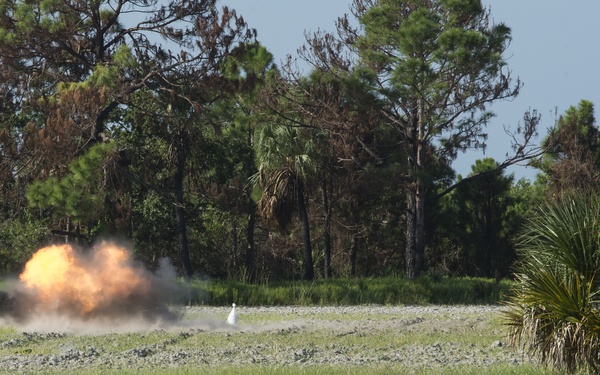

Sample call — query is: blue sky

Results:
[219,0,600,181]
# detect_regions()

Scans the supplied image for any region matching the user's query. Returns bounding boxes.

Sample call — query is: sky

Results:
[218,0,600,181]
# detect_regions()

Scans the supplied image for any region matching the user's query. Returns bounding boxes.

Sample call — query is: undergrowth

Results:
[184,276,512,306]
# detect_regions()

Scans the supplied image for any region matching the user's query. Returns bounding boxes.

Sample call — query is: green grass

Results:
[0,365,560,374]
[9,365,557,375]
[187,276,512,306]
[0,303,559,375]
[0,276,512,307]
[0,276,553,374]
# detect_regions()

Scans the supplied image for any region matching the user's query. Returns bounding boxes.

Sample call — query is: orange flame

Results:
[19,242,155,318]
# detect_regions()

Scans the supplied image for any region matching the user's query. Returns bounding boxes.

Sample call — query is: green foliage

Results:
[537,100,600,196]
[129,190,178,266]
[55,45,136,92]
[453,159,516,277]
[254,124,320,182]
[427,158,527,278]
[252,122,321,230]
[88,45,137,88]
[0,210,50,275]
[221,42,274,90]
[357,0,512,113]
[340,0,523,278]
[27,142,118,223]
[504,193,600,373]
[0,0,548,284]
[190,276,510,306]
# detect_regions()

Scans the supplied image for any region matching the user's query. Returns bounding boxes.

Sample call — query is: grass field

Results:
[0,277,560,374]
[0,304,557,374]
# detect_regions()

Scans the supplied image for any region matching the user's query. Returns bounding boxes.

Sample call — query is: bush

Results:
[504,194,600,373]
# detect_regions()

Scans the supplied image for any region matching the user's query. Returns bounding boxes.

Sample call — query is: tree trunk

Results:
[482,200,501,278]
[482,209,492,277]
[230,220,238,277]
[175,134,193,280]
[405,190,417,278]
[321,176,332,279]
[297,183,314,280]
[405,183,425,279]
[350,205,360,278]
[245,210,256,283]
[350,232,359,277]
[65,216,71,244]
[406,103,426,280]
[245,128,256,283]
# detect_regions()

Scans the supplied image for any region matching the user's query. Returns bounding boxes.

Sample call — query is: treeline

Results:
[0,0,595,282]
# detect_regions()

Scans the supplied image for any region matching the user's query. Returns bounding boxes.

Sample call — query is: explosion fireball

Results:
[0,241,181,331]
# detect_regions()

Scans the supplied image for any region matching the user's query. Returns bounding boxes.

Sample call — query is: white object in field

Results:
[227,303,238,325]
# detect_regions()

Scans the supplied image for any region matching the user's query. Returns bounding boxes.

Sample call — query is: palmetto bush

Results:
[504,194,600,373]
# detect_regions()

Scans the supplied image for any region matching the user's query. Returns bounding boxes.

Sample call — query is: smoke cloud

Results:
[0,241,184,333]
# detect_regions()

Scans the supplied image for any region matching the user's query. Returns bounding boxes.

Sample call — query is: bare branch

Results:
[435,109,544,199]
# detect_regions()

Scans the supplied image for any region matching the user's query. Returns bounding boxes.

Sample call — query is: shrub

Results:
[504,194,600,373]
[189,276,509,306]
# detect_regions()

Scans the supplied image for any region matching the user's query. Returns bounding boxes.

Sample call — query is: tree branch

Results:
[435,109,544,200]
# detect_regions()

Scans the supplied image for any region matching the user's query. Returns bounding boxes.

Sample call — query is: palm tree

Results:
[504,193,600,373]
[252,123,320,280]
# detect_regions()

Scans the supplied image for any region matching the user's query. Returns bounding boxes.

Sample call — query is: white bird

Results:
[227,303,238,325]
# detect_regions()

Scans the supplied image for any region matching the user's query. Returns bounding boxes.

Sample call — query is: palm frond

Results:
[256,168,295,230]
[504,193,600,373]
[251,120,323,230]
